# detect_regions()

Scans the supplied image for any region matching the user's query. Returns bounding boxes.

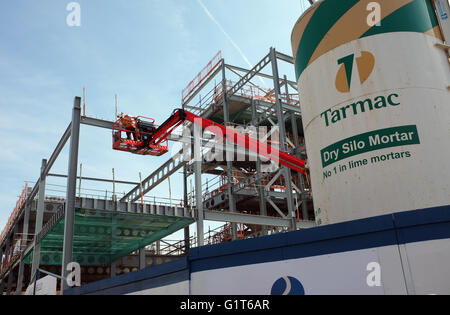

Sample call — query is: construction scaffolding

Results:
[0,47,315,295]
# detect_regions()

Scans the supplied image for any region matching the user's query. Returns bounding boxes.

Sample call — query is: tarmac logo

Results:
[335,51,375,93]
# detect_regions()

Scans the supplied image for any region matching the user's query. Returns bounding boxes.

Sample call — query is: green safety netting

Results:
[24,208,194,266]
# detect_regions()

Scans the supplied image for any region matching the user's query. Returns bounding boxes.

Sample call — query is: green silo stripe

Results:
[295,0,360,81]
[361,0,438,39]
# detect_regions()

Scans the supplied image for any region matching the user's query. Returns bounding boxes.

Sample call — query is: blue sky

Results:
[0,0,310,236]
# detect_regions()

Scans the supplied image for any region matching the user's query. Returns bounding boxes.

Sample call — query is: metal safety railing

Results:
[186,78,300,119]
[0,184,29,246]
[0,235,28,277]
[157,222,248,256]
[182,51,223,103]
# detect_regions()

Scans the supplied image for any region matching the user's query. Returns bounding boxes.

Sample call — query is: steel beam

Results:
[228,52,271,98]
[266,197,289,220]
[275,51,295,64]
[0,123,71,250]
[296,220,316,229]
[0,123,71,251]
[225,64,297,87]
[48,173,139,186]
[61,97,82,293]
[120,152,187,202]
[204,211,291,227]
[80,116,114,130]
[27,124,72,205]
[80,115,189,203]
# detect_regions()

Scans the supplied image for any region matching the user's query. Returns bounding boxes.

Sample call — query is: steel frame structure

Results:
[0,47,315,296]
[174,47,314,242]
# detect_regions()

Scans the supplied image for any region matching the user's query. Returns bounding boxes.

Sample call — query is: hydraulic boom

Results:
[113,109,307,175]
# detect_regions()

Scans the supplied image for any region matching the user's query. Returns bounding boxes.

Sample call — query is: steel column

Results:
[110,225,117,278]
[194,162,204,247]
[6,225,18,295]
[287,89,309,221]
[14,204,30,295]
[194,117,204,247]
[0,245,4,294]
[183,166,190,254]
[252,100,268,235]
[61,97,82,293]
[110,261,116,278]
[16,202,31,295]
[222,60,238,241]
[6,265,14,295]
[270,48,296,230]
[30,159,48,283]
[139,249,146,270]
[0,232,12,294]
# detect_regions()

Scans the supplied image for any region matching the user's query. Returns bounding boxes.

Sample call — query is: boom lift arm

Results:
[113,109,307,175]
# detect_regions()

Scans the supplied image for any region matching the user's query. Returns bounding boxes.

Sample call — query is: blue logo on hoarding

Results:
[437,1,448,20]
[271,276,305,295]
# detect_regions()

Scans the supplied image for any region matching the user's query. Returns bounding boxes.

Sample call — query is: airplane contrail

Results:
[196,0,266,86]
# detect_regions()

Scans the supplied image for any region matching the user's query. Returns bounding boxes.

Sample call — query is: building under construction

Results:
[0,47,316,295]
[1,0,450,296]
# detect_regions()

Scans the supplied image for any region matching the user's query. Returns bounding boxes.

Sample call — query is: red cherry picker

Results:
[113,109,306,175]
